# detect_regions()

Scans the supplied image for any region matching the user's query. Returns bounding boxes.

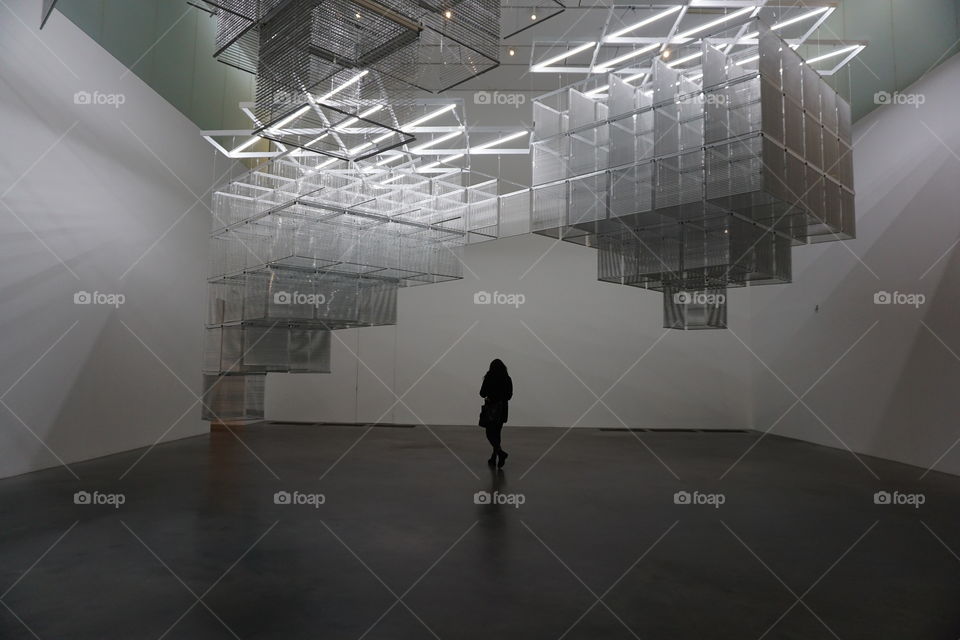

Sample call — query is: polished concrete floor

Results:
[1,423,959,639]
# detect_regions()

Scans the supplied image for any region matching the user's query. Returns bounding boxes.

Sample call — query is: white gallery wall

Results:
[0,1,219,478]
[749,53,960,476]
[5,2,960,477]
[268,233,755,429]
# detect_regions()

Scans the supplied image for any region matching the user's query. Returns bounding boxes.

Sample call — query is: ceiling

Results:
[53,0,960,129]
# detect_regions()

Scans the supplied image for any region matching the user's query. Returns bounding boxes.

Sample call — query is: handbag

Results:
[479,399,504,428]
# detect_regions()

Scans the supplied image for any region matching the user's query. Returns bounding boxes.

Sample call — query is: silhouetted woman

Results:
[480,358,513,468]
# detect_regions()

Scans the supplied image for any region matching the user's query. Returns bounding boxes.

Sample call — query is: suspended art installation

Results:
[527,18,855,330]
[198,0,519,420]
[197,2,857,420]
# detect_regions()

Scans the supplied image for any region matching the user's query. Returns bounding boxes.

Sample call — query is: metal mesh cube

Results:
[529,18,855,329]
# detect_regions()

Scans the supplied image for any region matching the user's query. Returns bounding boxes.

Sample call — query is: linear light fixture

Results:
[378,173,407,185]
[229,135,262,155]
[771,6,830,31]
[318,70,369,102]
[472,131,528,151]
[335,104,384,131]
[532,41,596,71]
[349,141,373,155]
[806,44,861,64]
[666,51,703,67]
[417,160,441,172]
[304,132,329,147]
[410,130,462,153]
[404,104,457,128]
[735,7,833,43]
[268,105,311,132]
[597,6,754,72]
[595,43,658,72]
[674,6,754,41]
[606,5,682,40]
[376,154,405,166]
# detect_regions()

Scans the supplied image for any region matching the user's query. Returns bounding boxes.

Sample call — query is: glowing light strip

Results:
[318,70,369,101]
[532,41,596,71]
[595,43,658,71]
[806,44,861,64]
[268,105,311,131]
[404,104,457,128]
[736,7,833,42]
[304,132,329,147]
[230,136,262,154]
[411,130,462,153]
[597,6,754,72]
[472,131,528,151]
[674,6,754,40]
[305,157,339,175]
[335,104,384,131]
[666,51,703,67]
[772,6,830,31]
[349,141,373,155]
[606,5,682,40]
[376,154,405,166]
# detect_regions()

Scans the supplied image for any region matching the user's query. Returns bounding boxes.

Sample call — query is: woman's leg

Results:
[485,426,501,452]
[495,424,508,467]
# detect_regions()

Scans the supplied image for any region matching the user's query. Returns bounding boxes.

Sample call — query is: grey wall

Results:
[0,0,219,478]
[268,234,754,429]
[749,52,960,476]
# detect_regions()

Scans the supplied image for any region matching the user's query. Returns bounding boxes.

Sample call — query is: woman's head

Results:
[488,358,508,376]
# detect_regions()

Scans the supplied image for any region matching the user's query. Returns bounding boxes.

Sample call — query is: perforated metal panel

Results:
[527,18,855,329]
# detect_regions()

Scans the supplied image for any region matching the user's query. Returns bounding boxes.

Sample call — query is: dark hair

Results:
[488,358,508,377]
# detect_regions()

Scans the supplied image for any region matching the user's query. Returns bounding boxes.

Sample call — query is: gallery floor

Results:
[1,423,958,639]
